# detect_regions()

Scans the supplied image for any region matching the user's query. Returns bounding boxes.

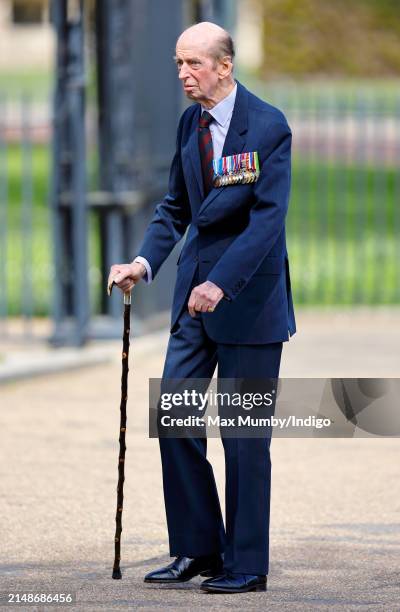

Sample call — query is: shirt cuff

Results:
[133,256,152,284]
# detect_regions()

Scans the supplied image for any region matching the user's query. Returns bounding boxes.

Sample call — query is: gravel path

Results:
[1,309,399,610]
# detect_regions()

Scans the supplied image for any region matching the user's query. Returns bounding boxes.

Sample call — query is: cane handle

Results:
[107,279,132,305]
[107,279,115,296]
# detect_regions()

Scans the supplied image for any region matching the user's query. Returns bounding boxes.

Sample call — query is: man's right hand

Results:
[107,262,146,294]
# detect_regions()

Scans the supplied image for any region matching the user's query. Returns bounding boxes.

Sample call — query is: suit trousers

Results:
[159,276,282,575]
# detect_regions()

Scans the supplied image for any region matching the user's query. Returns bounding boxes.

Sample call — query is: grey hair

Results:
[210,31,235,64]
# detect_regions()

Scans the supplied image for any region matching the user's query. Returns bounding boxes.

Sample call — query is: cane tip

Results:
[112,568,122,579]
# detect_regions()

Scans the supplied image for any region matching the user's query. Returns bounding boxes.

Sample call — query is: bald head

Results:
[175,22,236,108]
[177,22,235,64]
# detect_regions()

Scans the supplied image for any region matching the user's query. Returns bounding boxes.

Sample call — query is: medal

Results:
[212,151,260,187]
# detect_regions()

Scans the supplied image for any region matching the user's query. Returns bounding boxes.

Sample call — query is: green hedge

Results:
[260,0,400,77]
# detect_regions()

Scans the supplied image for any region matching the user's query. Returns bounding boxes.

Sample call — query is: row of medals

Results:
[214,169,259,187]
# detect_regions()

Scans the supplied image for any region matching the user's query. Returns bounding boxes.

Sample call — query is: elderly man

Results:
[108,22,296,594]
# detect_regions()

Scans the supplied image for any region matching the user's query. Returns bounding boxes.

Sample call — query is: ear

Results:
[217,56,233,79]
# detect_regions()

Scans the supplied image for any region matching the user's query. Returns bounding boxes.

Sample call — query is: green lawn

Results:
[238,72,400,113]
[0,70,53,100]
[1,144,399,316]
[2,144,100,316]
[288,160,399,304]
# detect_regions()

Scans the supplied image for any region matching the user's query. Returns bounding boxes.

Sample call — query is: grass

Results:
[0,70,53,101]
[289,159,399,304]
[1,142,398,316]
[1,143,102,316]
[1,144,50,316]
[237,71,400,114]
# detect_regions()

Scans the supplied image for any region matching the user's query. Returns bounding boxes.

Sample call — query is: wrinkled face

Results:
[174,36,219,103]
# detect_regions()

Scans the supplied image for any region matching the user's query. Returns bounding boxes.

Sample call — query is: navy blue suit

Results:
[138,81,296,575]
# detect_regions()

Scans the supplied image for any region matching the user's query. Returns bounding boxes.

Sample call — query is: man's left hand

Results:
[188,281,224,317]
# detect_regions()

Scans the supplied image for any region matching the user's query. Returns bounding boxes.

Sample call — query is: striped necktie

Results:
[198,110,214,196]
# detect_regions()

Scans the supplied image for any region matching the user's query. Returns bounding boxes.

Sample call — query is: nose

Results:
[178,62,190,80]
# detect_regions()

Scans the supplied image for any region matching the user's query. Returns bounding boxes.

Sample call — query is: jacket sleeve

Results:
[206,120,292,300]
[136,110,192,279]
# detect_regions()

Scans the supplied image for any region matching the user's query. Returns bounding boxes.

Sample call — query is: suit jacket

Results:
[137,80,296,344]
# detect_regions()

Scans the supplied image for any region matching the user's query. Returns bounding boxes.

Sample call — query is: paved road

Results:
[1,309,399,610]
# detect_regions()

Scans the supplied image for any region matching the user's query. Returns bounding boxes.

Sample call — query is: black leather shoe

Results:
[201,572,267,593]
[144,554,223,584]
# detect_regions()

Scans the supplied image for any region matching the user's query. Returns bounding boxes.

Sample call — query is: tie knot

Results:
[199,110,213,129]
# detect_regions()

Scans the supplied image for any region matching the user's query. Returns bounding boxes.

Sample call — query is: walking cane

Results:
[107,279,131,580]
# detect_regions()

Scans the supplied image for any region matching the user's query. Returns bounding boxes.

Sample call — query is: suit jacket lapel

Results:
[197,81,249,217]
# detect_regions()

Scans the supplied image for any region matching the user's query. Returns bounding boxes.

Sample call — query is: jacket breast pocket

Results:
[196,184,254,227]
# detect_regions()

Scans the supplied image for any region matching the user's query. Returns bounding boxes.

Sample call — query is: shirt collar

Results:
[201,83,237,128]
